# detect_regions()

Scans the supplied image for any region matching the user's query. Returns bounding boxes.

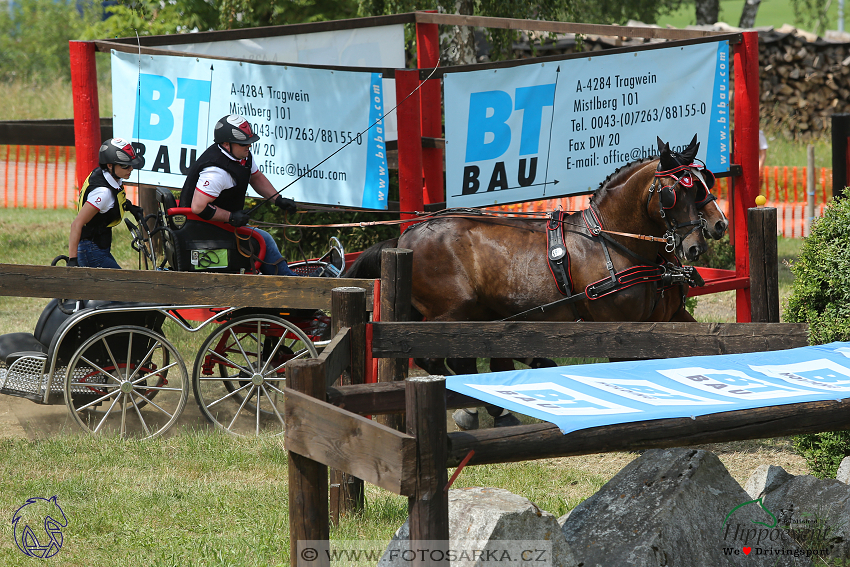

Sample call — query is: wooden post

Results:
[377,249,413,432]
[287,359,329,567]
[406,376,449,565]
[832,113,850,200]
[747,207,779,323]
[329,287,367,524]
[806,145,816,237]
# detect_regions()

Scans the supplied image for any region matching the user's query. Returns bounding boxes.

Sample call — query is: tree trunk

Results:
[695,0,719,25]
[738,0,761,28]
[442,0,477,65]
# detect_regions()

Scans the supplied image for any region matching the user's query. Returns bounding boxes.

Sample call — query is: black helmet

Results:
[99,138,144,168]
[214,115,260,145]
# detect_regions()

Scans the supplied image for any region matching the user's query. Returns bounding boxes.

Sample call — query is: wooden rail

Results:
[0,264,375,310]
[371,321,809,359]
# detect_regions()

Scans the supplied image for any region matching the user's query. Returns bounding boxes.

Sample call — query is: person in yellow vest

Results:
[68,138,144,268]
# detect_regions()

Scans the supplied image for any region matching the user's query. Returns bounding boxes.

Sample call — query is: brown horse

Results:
[347,136,711,427]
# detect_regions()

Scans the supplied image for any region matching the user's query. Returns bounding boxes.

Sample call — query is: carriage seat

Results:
[0,299,167,366]
[0,299,82,364]
[155,187,265,274]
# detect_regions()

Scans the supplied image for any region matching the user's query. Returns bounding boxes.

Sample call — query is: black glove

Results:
[67,257,79,267]
[229,210,250,227]
[274,196,297,214]
[126,203,144,219]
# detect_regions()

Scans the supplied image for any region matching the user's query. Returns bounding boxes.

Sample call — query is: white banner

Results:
[443,41,731,208]
[153,25,404,141]
[111,51,389,209]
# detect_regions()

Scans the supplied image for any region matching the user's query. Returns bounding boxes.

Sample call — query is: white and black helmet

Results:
[99,138,144,168]
[214,115,260,145]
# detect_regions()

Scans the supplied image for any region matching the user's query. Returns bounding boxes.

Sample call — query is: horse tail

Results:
[343,238,400,279]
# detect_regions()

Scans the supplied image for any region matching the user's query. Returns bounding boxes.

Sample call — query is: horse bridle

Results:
[648,163,709,254]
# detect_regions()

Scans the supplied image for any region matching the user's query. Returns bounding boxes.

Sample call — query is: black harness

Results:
[535,163,711,322]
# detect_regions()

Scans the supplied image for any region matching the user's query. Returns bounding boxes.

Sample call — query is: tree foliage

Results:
[790,0,830,35]
[358,0,685,61]
[0,0,97,82]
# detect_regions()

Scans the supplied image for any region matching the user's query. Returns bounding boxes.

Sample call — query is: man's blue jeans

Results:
[254,228,297,276]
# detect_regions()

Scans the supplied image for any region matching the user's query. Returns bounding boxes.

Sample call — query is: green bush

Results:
[792,431,850,479]
[785,189,850,344]
[785,188,850,479]
[692,234,735,270]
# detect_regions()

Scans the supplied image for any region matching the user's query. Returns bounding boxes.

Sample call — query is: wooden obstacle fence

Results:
[280,207,850,566]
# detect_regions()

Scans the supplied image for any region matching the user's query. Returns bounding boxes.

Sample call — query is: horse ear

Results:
[680,134,700,163]
[657,137,665,155]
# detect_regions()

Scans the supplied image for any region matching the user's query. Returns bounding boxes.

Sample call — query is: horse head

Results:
[653,135,710,260]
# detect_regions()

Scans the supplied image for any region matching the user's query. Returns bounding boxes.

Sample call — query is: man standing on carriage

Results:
[179,114,301,276]
[68,138,145,269]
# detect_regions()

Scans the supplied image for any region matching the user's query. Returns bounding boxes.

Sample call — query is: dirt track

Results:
[0,392,215,440]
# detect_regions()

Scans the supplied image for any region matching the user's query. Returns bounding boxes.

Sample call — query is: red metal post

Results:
[70,41,101,191]
[395,69,424,232]
[733,31,759,323]
[416,18,444,206]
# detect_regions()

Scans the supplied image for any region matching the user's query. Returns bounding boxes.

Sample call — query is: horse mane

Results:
[597,157,658,191]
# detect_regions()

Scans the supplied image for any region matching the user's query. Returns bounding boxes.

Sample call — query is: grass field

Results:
[659,0,846,32]
[0,208,812,565]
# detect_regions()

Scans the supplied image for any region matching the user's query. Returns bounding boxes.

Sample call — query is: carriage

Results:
[0,187,345,439]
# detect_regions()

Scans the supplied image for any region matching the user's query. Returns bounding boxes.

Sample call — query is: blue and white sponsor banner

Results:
[153,24,404,142]
[445,343,850,435]
[443,40,731,208]
[111,51,389,209]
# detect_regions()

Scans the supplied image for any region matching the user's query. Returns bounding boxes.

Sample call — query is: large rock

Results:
[560,448,810,567]
[837,456,850,484]
[745,464,794,498]
[380,487,576,566]
[752,467,850,561]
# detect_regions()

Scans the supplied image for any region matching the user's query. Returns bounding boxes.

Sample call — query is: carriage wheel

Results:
[192,315,318,437]
[64,326,189,440]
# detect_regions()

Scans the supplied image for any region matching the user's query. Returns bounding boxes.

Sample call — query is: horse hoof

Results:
[452,408,479,430]
[530,357,557,369]
[494,412,522,427]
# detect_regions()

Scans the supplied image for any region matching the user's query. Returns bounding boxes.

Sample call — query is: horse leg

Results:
[514,357,558,369]
[481,358,523,427]
[444,358,484,430]
[413,357,451,376]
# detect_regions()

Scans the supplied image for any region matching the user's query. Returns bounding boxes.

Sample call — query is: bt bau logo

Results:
[12,496,68,559]
[462,83,556,195]
[132,73,212,175]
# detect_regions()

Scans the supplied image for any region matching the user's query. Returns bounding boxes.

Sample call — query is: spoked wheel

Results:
[192,315,318,436]
[64,326,189,440]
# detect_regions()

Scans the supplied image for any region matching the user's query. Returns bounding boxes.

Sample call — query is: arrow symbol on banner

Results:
[205,65,214,146]
[450,179,560,198]
[542,66,560,197]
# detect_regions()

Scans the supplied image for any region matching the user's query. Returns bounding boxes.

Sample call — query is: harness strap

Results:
[546,211,572,296]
